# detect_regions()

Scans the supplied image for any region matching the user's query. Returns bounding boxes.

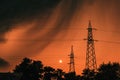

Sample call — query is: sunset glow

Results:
[0,0,120,75]
[59,60,63,63]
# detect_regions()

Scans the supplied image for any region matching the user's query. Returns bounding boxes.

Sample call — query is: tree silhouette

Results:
[12,58,120,80]
[82,68,96,80]
[26,60,43,80]
[75,75,82,80]
[55,69,65,80]
[13,58,43,80]
[96,62,120,80]
[13,58,32,73]
[43,66,55,80]
[64,72,76,80]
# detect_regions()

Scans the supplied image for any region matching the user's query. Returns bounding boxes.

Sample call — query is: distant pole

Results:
[85,21,97,70]
[68,45,75,73]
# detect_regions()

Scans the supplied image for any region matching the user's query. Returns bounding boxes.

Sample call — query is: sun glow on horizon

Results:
[59,60,63,63]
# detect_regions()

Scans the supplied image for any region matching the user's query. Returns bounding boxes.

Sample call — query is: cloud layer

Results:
[0,0,61,42]
[0,58,9,68]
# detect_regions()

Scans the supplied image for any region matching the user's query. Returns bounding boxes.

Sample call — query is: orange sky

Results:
[0,0,120,74]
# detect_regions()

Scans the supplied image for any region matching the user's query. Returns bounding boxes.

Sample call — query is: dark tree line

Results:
[13,58,43,80]
[13,58,120,80]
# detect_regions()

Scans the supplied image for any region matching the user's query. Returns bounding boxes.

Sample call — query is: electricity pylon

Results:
[68,45,75,72]
[84,21,97,70]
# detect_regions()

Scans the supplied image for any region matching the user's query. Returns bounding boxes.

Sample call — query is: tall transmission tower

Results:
[68,45,75,73]
[85,21,97,70]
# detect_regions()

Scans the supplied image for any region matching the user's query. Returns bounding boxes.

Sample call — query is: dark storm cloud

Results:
[7,0,85,57]
[0,0,61,42]
[0,0,60,21]
[0,58,9,68]
[0,0,87,62]
[40,0,84,43]
[40,0,84,38]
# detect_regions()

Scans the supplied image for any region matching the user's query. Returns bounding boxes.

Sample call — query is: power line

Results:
[42,28,120,33]
[98,40,120,44]
[6,39,120,44]
[96,29,120,33]
[7,39,84,42]
[55,28,120,33]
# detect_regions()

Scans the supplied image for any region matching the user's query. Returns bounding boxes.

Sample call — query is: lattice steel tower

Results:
[68,45,75,72]
[85,21,97,70]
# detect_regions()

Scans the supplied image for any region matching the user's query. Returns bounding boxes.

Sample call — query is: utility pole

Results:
[68,45,75,73]
[84,21,97,70]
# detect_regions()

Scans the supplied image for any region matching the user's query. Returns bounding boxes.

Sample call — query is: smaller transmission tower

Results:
[85,21,97,70]
[68,45,75,73]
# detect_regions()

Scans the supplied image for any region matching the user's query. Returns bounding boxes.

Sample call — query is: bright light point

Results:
[59,60,63,63]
